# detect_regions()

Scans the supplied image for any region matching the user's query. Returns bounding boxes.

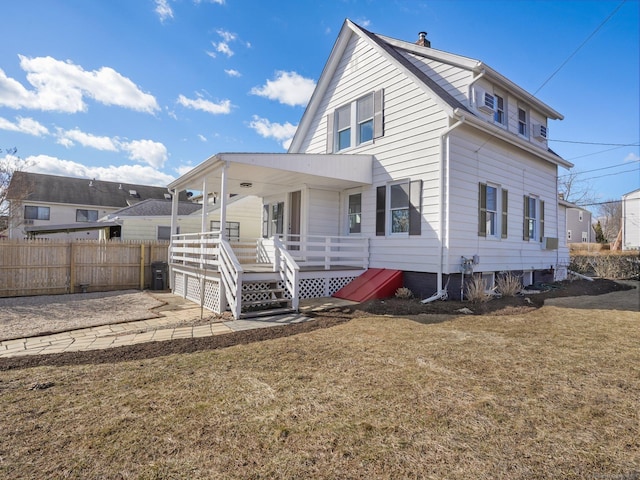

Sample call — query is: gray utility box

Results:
[151,261,168,290]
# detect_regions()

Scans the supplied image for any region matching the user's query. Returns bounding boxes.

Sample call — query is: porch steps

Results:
[239,282,294,319]
[332,268,403,302]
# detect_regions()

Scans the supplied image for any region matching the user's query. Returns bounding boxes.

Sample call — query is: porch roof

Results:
[168,153,373,196]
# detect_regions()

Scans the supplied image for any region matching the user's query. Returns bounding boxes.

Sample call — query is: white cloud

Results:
[175,164,195,177]
[23,154,175,186]
[225,69,241,77]
[0,56,159,113]
[356,18,371,28]
[121,139,168,169]
[155,0,174,22]
[213,41,234,57]
[177,94,231,114]
[0,116,49,136]
[248,115,297,150]
[250,71,316,107]
[216,29,236,42]
[197,134,207,142]
[57,128,118,151]
[624,152,640,162]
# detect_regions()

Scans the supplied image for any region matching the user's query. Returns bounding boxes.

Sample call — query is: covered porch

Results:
[167,153,373,319]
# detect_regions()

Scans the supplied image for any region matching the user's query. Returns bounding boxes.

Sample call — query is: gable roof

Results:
[290,19,564,155]
[6,172,187,207]
[105,199,201,217]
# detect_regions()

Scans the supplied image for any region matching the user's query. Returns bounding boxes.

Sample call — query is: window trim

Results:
[523,195,544,242]
[210,220,240,241]
[478,182,508,239]
[327,90,384,153]
[347,192,362,235]
[24,205,50,221]
[518,106,529,138]
[494,93,506,127]
[76,208,98,223]
[376,179,422,237]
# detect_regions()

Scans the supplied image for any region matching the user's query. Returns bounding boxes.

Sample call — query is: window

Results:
[157,226,171,240]
[262,202,284,238]
[336,105,351,151]
[567,230,572,241]
[348,193,362,234]
[76,209,98,222]
[327,90,383,153]
[211,221,240,241]
[518,107,528,137]
[582,231,588,243]
[24,206,50,220]
[578,211,584,222]
[478,183,508,238]
[376,180,422,236]
[390,183,410,233]
[523,195,545,242]
[494,94,505,125]
[357,94,374,144]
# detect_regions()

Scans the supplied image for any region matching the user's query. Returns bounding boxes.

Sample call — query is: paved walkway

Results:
[0,293,357,359]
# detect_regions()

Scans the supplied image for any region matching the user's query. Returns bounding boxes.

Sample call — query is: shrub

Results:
[570,251,640,280]
[464,276,492,303]
[395,287,413,299]
[495,273,522,297]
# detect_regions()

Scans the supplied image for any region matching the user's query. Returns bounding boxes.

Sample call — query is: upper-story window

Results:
[24,206,50,221]
[327,90,384,153]
[494,94,505,126]
[518,107,528,137]
[76,209,98,222]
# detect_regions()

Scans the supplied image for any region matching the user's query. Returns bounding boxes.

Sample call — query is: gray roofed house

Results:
[102,199,202,218]
[5,172,189,239]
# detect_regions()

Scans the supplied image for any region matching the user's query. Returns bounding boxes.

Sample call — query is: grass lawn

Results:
[1,305,639,479]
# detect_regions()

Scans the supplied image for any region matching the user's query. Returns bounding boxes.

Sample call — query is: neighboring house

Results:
[100,196,263,241]
[166,20,573,318]
[5,172,188,239]
[621,188,640,250]
[564,203,593,244]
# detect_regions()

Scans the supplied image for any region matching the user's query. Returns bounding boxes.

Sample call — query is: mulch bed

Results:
[0,278,630,371]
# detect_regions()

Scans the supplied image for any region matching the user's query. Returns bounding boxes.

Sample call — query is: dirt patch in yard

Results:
[0,278,634,371]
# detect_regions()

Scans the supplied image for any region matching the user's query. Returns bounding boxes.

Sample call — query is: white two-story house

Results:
[167,20,573,318]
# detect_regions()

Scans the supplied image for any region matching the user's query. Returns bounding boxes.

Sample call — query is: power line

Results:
[533,0,627,95]
[575,167,639,182]
[566,145,632,161]
[558,161,636,178]
[549,139,639,147]
[575,199,622,207]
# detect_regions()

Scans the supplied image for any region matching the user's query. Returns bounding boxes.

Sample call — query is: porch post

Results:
[201,176,209,233]
[170,188,179,236]
[219,161,229,240]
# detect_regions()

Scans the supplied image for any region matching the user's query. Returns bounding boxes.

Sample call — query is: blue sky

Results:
[1,0,638,208]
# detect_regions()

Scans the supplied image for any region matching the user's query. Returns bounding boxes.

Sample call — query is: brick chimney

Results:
[416,31,431,48]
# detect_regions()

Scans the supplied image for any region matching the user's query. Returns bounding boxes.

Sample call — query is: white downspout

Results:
[422,116,466,303]
[201,175,210,234]
[168,187,179,290]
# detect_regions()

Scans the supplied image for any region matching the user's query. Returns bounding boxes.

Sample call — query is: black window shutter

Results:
[376,186,386,236]
[409,180,422,236]
[326,113,334,153]
[501,189,508,239]
[373,89,384,139]
[478,183,487,237]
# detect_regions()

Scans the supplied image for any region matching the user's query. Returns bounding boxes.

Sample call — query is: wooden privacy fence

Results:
[0,239,169,298]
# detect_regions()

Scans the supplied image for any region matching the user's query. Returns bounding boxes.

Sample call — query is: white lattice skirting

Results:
[172,269,222,313]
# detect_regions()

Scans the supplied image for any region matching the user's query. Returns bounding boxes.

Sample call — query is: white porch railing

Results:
[170,233,369,318]
[280,235,369,270]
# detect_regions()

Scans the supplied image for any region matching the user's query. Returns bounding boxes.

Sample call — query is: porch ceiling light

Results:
[240,182,252,188]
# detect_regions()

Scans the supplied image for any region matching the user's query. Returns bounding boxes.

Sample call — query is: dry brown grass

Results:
[1,306,639,479]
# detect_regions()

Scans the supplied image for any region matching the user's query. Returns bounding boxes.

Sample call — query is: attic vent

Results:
[164,193,171,200]
[533,124,548,140]
[129,190,140,198]
[477,89,495,114]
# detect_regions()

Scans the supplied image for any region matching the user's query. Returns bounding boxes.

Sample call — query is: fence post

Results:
[69,243,76,294]
[140,244,145,290]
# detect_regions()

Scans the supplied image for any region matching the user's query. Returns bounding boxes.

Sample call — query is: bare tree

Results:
[1,149,32,236]
[597,200,622,244]
[558,170,598,206]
